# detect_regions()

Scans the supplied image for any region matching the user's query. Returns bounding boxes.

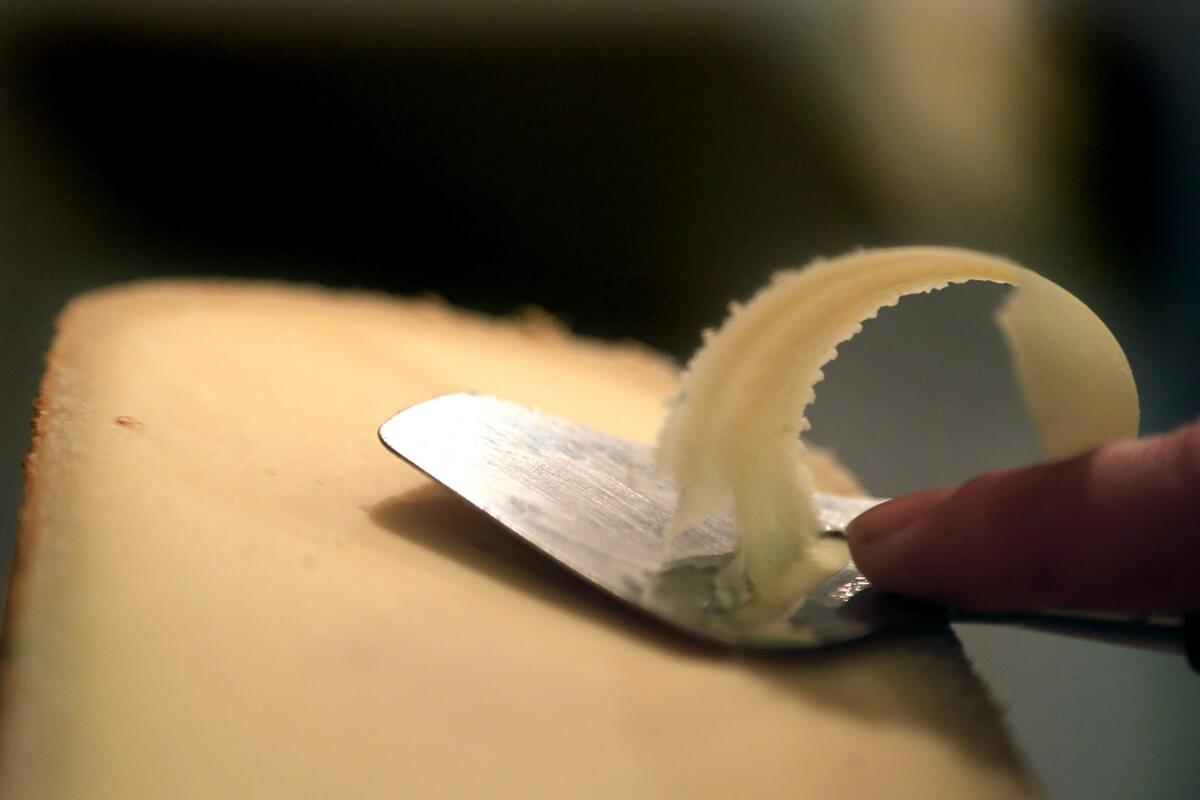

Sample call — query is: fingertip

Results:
[847,487,954,545]
[847,487,958,599]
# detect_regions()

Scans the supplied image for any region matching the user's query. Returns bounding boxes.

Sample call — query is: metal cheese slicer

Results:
[379,393,1196,666]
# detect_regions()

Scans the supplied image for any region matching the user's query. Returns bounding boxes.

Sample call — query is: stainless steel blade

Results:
[378,393,940,649]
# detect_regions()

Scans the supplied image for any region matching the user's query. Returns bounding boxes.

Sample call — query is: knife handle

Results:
[953,609,1199,672]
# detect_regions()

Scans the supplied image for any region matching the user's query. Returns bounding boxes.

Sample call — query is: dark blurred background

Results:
[2,1,1198,796]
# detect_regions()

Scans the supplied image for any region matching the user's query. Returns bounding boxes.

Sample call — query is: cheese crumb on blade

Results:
[656,246,1138,610]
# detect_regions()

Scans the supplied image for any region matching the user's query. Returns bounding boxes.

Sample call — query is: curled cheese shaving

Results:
[655,246,1139,607]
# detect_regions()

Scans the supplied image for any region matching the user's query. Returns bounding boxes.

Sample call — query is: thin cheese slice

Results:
[657,246,1138,607]
[2,281,1037,799]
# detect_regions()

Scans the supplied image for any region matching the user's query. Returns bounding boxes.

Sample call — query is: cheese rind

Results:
[2,281,1036,799]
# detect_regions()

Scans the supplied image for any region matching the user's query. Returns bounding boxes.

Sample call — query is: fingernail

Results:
[846,487,953,544]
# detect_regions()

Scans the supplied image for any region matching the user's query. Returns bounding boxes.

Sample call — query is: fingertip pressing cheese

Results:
[656,246,1138,608]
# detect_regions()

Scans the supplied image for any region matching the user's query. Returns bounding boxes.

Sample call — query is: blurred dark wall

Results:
[4,6,1197,355]
[3,14,873,353]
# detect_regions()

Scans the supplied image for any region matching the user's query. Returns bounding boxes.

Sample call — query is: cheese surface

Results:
[1,282,1036,798]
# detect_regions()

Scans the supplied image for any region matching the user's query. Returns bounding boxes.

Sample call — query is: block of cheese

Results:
[1,282,1037,799]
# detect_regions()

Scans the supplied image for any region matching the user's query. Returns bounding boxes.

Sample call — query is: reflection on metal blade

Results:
[378,393,936,649]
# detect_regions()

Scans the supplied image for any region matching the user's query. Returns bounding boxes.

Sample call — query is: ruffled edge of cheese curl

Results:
[655,246,1138,608]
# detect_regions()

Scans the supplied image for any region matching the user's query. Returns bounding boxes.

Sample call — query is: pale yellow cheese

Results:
[657,247,1138,608]
[1,281,1036,799]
